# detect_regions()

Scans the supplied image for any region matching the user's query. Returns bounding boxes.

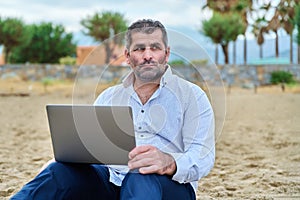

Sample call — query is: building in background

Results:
[0,46,4,65]
[76,45,127,66]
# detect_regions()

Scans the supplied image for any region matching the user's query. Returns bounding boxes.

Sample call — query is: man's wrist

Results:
[164,154,177,176]
[166,161,177,176]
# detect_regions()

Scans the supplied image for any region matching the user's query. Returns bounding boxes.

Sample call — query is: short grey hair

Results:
[125,19,168,50]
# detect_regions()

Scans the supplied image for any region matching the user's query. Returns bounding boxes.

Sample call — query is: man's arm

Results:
[170,88,215,183]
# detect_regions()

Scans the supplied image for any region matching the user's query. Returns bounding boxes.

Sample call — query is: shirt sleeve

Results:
[94,86,115,105]
[169,87,215,183]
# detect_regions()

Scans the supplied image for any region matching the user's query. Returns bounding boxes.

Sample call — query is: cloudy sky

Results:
[0,0,211,32]
[1,0,294,63]
[0,0,218,62]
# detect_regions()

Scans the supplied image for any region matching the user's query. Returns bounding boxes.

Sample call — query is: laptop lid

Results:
[46,105,135,165]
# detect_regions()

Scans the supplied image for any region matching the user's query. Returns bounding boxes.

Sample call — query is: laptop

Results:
[46,105,136,165]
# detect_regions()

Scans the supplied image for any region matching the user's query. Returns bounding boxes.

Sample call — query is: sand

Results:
[0,80,299,199]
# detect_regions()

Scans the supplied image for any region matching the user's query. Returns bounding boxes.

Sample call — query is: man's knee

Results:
[123,172,170,185]
[121,173,163,198]
[121,173,195,200]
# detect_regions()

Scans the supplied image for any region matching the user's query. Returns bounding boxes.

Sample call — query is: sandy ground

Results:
[0,79,299,199]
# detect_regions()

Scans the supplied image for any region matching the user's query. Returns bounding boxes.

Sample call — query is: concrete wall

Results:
[219,64,300,86]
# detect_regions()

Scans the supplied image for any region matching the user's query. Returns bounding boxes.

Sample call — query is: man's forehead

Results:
[130,29,164,46]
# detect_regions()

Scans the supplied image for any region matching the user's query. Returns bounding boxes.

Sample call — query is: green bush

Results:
[190,59,208,66]
[270,70,295,84]
[168,59,186,66]
[41,77,54,93]
[59,56,76,65]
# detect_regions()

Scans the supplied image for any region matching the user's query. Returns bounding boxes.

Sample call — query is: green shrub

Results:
[41,77,54,93]
[168,59,186,66]
[270,70,295,84]
[59,56,76,65]
[190,59,208,65]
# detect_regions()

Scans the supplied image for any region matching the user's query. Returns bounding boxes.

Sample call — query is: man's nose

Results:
[142,48,153,60]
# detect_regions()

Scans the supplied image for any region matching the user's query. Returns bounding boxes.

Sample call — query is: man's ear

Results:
[124,49,130,64]
[165,47,170,62]
[124,49,130,57]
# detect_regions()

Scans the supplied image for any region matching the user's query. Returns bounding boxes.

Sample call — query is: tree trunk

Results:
[275,31,279,58]
[244,35,247,64]
[215,44,218,65]
[298,44,300,64]
[233,41,236,65]
[221,44,229,64]
[259,45,263,59]
[104,42,111,64]
[4,47,10,64]
[290,33,293,64]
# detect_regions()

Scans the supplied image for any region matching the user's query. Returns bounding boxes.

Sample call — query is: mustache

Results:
[139,60,167,67]
[140,60,157,66]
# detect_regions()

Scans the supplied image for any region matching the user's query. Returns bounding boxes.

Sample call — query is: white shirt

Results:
[94,66,215,194]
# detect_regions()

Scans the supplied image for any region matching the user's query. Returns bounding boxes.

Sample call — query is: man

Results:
[11,19,215,200]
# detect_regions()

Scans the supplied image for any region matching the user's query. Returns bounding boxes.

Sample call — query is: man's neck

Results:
[134,81,160,104]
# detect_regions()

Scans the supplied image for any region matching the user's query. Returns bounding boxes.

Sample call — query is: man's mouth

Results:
[140,61,157,68]
[141,63,154,67]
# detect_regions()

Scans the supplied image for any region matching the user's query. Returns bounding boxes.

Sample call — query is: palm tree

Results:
[252,17,268,58]
[234,0,253,65]
[204,0,253,64]
[265,8,281,58]
[295,3,300,64]
[277,0,299,63]
[202,12,245,64]
[260,0,299,61]
[81,11,127,64]
[0,17,28,63]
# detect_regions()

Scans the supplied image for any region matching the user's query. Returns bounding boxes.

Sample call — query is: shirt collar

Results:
[122,64,172,88]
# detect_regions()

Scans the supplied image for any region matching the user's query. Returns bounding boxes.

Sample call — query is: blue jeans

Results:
[11,162,196,200]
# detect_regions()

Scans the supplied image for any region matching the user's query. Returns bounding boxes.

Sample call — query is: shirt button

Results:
[138,126,142,130]
[141,109,144,113]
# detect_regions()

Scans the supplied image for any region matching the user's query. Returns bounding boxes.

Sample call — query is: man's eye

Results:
[133,47,145,52]
[151,46,162,51]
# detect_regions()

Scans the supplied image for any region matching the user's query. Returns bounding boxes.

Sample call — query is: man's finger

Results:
[128,145,154,159]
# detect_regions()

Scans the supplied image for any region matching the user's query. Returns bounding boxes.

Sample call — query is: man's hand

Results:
[128,145,177,176]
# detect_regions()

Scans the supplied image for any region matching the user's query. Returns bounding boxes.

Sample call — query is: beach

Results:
[0,80,299,199]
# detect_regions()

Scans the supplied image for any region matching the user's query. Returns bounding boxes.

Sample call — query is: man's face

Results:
[125,29,170,83]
